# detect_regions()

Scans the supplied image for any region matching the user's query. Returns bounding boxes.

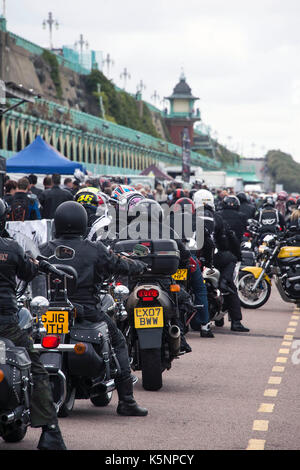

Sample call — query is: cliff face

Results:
[0,27,167,139]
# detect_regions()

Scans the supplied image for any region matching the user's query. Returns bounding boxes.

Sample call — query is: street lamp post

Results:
[103,53,114,78]
[42,12,59,50]
[120,68,131,91]
[2,0,6,18]
[151,90,160,106]
[75,34,89,67]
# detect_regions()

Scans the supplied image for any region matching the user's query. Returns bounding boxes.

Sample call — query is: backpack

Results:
[258,208,279,233]
[10,197,29,221]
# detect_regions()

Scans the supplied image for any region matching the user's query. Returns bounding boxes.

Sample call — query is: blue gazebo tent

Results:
[6,136,86,175]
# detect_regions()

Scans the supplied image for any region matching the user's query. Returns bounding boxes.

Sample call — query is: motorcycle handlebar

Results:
[38,259,74,280]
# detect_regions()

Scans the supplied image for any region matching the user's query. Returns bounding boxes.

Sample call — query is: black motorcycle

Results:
[114,239,184,392]
[33,246,120,417]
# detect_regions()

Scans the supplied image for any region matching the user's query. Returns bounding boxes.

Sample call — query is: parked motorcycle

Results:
[0,258,68,444]
[114,239,183,391]
[237,232,300,309]
[33,246,120,417]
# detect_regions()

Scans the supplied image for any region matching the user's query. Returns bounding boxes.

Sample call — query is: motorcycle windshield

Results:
[8,229,41,259]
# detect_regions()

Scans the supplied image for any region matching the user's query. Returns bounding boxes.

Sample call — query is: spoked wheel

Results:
[237,271,271,309]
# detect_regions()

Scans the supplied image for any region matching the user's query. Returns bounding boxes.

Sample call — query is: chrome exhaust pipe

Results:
[168,325,181,356]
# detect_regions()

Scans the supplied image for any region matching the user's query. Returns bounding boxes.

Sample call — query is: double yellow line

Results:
[246,308,300,450]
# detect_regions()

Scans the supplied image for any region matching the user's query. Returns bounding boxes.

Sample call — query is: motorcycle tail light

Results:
[244,232,251,238]
[137,288,159,301]
[0,369,4,383]
[42,335,60,349]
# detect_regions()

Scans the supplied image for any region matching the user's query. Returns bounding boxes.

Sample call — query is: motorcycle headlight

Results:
[258,244,267,253]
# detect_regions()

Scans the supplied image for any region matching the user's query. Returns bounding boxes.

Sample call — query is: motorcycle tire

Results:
[215,318,224,327]
[237,271,271,309]
[58,385,76,418]
[2,424,27,443]
[140,348,163,391]
[90,391,113,407]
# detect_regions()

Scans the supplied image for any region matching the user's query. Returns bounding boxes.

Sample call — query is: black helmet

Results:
[222,195,240,210]
[262,196,275,208]
[237,192,248,203]
[0,199,8,235]
[54,201,88,237]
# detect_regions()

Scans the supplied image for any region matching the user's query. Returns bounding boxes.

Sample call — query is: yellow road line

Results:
[272,366,285,372]
[276,357,288,363]
[246,439,266,450]
[264,389,278,397]
[253,420,269,432]
[278,348,290,354]
[258,403,275,413]
[268,377,282,385]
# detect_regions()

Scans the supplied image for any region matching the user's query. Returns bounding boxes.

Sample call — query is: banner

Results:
[6,219,53,248]
[182,127,191,183]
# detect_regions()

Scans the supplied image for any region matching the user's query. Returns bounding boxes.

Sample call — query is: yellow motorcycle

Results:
[237,232,300,309]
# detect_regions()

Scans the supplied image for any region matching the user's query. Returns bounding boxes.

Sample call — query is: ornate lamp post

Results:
[103,53,114,78]
[75,34,89,67]
[42,12,59,50]
[120,68,131,91]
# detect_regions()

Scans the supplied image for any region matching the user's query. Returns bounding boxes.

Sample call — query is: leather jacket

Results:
[39,235,146,319]
[0,237,38,323]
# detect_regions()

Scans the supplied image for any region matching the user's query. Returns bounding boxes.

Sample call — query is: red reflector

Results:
[141,242,151,247]
[42,335,60,349]
[244,232,251,237]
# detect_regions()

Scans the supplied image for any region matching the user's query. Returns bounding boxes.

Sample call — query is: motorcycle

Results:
[114,239,183,392]
[32,245,120,417]
[0,258,68,444]
[236,232,300,309]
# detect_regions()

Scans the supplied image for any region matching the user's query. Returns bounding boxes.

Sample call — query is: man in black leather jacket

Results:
[39,201,148,417]
[39,174,73,219]
[0,199,67,450]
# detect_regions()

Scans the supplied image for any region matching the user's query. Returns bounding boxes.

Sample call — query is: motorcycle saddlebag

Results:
[114,239,180,275]
[0,342,31,410]
[67,324,106,377]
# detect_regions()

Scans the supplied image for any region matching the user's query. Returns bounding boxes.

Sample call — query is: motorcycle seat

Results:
[70,321,109,344]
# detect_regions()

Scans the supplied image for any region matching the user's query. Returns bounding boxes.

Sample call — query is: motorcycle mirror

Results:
[114,285,130,297]
[55,246,75,260]
[133,244,150,257]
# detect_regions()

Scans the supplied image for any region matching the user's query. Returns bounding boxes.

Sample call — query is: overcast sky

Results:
[3,0,300,161]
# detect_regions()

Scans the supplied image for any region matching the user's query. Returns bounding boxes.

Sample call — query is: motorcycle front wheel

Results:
[140,348,162,391]
[237,271,271,309]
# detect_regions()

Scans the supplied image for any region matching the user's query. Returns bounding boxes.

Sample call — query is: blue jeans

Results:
[190,256,210,331]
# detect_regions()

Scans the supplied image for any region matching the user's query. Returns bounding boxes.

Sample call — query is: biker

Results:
[39,201,148,417]
[255,196,286,241]
[171,196,214,338]
[236,192,256,221]
[0,199,66,450]
[275,190,288,217]
[217,195,248,243]
[117,196,193,351]
[194,189,250,333]
[285,197,297,224]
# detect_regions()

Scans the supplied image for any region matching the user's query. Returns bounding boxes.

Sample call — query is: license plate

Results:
[41,311,69,335]
[134,307,164,329]
[172,269,188,281]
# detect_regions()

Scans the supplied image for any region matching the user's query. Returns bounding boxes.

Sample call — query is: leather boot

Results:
[231,321,250,333]
[37,424,67,451]
[116,377,148,416]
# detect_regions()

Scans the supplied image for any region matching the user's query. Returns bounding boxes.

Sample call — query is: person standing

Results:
[10,177,41,221]
[28,174,43,200]
[39,174,73,219]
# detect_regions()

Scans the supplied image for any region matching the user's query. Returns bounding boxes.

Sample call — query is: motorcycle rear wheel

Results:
[237,271,271,309]
[2,424,27,443]
[140,348,162,391]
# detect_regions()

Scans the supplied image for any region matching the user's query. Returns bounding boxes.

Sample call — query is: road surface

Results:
[1,288,300,451]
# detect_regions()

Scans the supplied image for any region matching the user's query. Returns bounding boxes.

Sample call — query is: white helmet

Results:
[193,189,215,210]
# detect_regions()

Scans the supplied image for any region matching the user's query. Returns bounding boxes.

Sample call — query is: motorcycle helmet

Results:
[277,190,288,201]
[111,185,136,203]
[193,189,215,210]
[128,198,162,222]
[54,201,88,237]
[262,196,275,208]
[222,195,240,210]
[74,187,108,221]
[286,197,297,212]
[172,197,196,215]
[0,198,8,235]
[236,192,249,204]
